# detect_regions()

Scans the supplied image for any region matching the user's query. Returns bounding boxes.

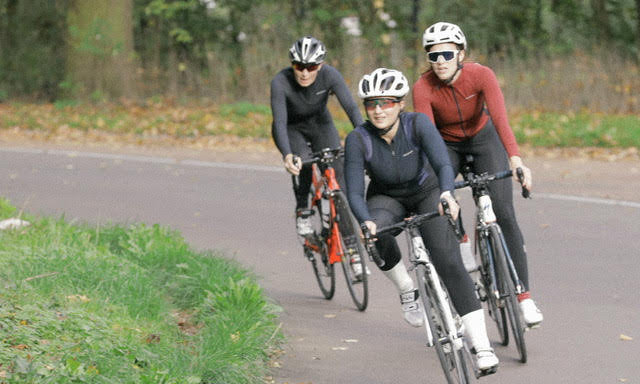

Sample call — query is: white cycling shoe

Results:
[400,290,424,327]
[475,348,499,372]
[296,215,313,237]
[351,257,371,282]
[519,298,544,327]
[462,309,499,374]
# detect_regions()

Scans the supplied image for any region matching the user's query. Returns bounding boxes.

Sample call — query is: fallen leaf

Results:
[145,334,161,344]
[66,294,90,302]
[0,218,30,230]
[331,346,348,351]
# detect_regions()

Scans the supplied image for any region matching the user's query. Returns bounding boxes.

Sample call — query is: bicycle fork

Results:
[492,225,526,295]
[408,229,463,351]
[480,227,501,302]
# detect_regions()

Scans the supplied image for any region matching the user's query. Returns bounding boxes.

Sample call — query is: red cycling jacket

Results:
[412,63,519,157]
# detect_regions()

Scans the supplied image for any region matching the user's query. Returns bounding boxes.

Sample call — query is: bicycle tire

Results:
[333,191,369,311]
[416,265,471,383]
[490,226,527,363]
[477,233,509,346]
[308,199,335,300]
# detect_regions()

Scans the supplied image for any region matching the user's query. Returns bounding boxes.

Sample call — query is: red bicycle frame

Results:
[307,163,345,265]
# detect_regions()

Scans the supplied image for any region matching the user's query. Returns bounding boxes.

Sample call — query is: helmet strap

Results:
[444,61,463,85]
[376,124,394,136]
[375,117,401,137]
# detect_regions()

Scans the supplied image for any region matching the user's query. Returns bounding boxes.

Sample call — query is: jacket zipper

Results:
[449,85,469,139]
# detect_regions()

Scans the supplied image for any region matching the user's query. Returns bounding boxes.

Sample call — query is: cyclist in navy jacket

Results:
[344,68,498,372]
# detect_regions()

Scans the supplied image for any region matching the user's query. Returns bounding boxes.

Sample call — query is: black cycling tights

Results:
[287,124,344,211]
[446,121,530,290]
[367,183,481,317]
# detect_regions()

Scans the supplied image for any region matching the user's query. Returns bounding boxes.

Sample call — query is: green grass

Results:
[511,111,640,148]
[0,199,282,383]
[2,101,639,149]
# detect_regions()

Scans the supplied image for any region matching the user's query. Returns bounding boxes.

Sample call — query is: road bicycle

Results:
[362,204,487,383]
[454,154,530,363]
[293,147,369,311]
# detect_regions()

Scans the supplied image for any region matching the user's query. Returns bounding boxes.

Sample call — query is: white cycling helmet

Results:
[422,22,467,51]
[288,36,326,64]
[358,68,410,99]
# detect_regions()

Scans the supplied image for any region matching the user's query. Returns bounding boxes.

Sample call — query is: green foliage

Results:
[2,0,640,101]
[0,0,67,100]
[512,112,640,147]
[0,199,282,383]
[219,102,271,117]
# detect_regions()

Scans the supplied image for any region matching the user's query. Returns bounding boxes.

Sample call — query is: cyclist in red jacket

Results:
[413,22,543,327]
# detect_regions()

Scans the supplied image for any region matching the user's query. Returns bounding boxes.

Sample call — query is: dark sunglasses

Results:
[292,62,321,72]
[427,50,458,63]
[363,98,400,111]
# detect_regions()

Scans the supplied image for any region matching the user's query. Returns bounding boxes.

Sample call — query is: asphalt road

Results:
[1,145,639,384]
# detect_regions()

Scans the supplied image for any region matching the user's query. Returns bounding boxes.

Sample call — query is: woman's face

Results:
[364,98,404,130]
[428,42,464,81]
[292,62,322,87]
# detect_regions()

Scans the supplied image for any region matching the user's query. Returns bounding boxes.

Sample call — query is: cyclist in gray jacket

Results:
[271,36,364,237]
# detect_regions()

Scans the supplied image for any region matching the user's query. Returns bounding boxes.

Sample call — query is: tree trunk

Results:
[636,0,640,56]
[2,0,18,92]
[66,0,136,100]
[590,0,609,43]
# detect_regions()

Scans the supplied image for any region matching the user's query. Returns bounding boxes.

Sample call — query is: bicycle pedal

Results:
[477,366,498,377]
[474,283,487,302]
[296,208,315,218]
[526,323,541,330]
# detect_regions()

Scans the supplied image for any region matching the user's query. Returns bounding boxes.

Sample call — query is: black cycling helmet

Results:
[288,36,326,64]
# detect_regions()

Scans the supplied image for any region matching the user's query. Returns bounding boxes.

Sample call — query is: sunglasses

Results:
[364,98,400,111]
[292,62,321,72]
[427,50,459,63]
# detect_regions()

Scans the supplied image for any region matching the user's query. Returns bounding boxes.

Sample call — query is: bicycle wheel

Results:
[416,265,471,383]
[307,199,335,300]
[489,226,527,363]
[333,191,368,311]
[477,234,508,346]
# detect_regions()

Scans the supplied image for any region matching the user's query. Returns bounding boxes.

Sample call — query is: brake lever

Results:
[516,168,531,199]
[441,199,462,241]
[360,223,385,268]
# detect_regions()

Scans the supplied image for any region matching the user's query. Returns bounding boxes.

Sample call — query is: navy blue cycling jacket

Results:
[344,112,455,223]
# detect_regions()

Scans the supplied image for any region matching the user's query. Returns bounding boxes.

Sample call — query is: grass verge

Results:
[1,101,639,151]
[0,198,282,384]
